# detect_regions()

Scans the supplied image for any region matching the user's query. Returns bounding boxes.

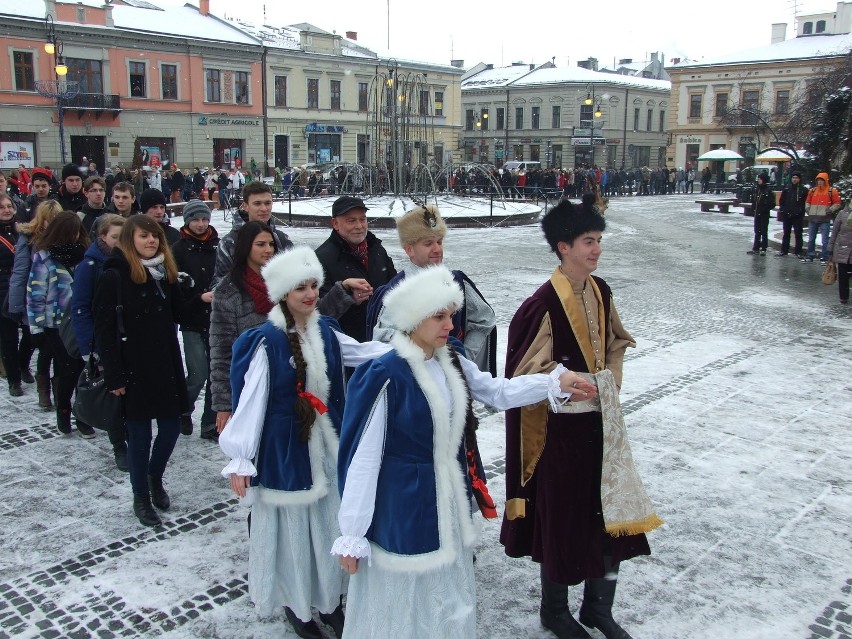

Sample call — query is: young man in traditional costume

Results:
[500,200,662,639]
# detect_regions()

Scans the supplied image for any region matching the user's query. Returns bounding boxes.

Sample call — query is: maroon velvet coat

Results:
[499,276,650,585]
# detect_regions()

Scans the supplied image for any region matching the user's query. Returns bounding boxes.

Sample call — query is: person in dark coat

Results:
[56,164,86,212]
[139,188,180,245]
[93,215,189,527]
[0,193,28,397]
[23,170,53,223]
[314,196,396,342]
[170,165,185,204]
[171,201,219,440]
[777,171,807,257]
[79,176,108,236]
[747,173,775,255]
[500,201,661,639]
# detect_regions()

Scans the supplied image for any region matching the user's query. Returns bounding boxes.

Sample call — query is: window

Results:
[434,91,443,116]
[465,109,475,131]
[234,71,249,104]
[129,61,146,98]
[358,82,368,111]
[742,89,760,124]
[496,107,504,130]
[803,21,813,34]
[715,92,728,117]
[13,51,34,92]
[633,108,640,130]
[689,94,702,118]
[515,107,523,129]
[206,69,221,102]
[646,108,653,131]
[512,144,524,160]
[329,79,340,110]
[274,75,287,107]
[529,144,540,161]
[67,58,103,93]
[531,106,540,129]
[481,108,489,130]
[580,104,593,127]
[775,90,790,114]
[161,64,177,100]
[419,89,429,115]
[816,20,826,33]
[307,78,319,108]
[552,105,561,129]
[659,110,666,132]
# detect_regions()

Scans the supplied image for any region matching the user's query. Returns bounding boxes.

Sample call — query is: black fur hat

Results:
[541,199,606,254]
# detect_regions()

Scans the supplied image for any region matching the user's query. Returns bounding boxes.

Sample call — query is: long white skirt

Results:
[341,516,476,638]
[248,490,347,621]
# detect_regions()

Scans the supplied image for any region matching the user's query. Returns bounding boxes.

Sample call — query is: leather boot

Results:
[133,494,162,527]
[56,408,73,434]
[284,607,322,639]
[579,569,634,639]
[318,601,345,639]
[540,567,591,639]
[35,374,53,409]
[147,475,170,511]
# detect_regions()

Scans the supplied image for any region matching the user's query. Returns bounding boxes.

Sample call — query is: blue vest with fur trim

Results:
[339,347,477,563]
[230,315,345,493]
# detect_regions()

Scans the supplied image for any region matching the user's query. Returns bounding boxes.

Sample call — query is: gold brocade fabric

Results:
[549,269,606,374]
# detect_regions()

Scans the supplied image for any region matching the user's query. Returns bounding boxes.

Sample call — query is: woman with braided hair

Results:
[333,265,597,639]
[218,246,389,639]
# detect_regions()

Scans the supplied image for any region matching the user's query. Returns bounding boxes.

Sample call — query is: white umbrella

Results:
[697,149,744,161]
[754,149,812,162]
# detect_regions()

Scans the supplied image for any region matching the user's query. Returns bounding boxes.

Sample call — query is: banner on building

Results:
[0,142,35,169]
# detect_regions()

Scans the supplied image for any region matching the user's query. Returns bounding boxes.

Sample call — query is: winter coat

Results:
[159,220,180,246]
[314,230,396,342]
[93,250,189,421]
[7,230,33,320]
[0,219,17,304]
[779,183,807,220]
[23,194,50,223]
[70,241,110,354]
[79,204,108,236]
[26,249,75,332]
[806,173,842,222]
[828,211,852,265]
[752,185,775,217]
[209,273,267,412]
[211,217,292,289]
[56,186,86,212]
[171,227,219,332]
[171,170,185,192]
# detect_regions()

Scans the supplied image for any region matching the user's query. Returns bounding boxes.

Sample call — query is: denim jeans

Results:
[125,417,180,495]
[807,220,831,259]
[182,330,215,432]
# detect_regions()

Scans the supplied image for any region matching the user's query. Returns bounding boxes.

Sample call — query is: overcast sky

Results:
[202,0,837,69]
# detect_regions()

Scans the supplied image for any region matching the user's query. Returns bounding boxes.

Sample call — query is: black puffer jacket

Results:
[171,227,219,332]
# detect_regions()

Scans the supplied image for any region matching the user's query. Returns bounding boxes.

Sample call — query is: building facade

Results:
[461,63,670,169]
[665,1,852,170]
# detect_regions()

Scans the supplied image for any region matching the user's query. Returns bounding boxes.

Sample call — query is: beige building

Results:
[665,1,852,170]
[461,62,670,169]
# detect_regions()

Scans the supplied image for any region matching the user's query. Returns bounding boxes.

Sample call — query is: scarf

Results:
[180,226,214,242]
[337,231,368,270]
[48,242,86,271]
[243,267,273,315]
[96,237,111,257]
[140,253,165,280]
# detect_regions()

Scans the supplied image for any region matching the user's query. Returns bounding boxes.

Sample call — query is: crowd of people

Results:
[3,153,847,638]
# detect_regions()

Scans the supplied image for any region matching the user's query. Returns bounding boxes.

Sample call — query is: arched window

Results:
[816,20,826,33]
[803,21,813,34]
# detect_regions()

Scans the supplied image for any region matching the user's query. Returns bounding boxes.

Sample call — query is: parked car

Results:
[500,160,541,174]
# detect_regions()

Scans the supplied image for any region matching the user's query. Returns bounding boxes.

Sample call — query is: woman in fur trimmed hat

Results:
[333,265,597,639]
[219,246,389,639]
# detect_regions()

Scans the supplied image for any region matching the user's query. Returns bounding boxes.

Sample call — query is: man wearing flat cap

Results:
[314,196,396,342]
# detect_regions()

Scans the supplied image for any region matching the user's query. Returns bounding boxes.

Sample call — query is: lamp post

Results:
[475,112,488,163]
[583,84,604,168]
[35,14,78,165]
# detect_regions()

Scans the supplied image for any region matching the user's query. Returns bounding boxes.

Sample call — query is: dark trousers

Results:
[43,328,83,410]
[838,263,851,302]
[125,416,180,495]
[0,316,28,385]
[781,216,804,255]
[752,212,770,251]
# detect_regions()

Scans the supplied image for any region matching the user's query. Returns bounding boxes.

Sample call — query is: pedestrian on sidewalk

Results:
[0,193,29,398]
[802,172,842,263]
[777,171,806,256]
[828,203,852,304]
[747,173,774,256]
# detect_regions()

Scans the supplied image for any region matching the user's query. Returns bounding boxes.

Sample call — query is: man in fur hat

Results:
[501,200,662,639]
[365,204,497,375]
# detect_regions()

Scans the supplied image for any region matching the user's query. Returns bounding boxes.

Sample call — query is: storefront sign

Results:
[304,123,347,134]
[0,141,34,168]
[197,116,261,127]
[679,136,702,144]
[573,128,592,137]
[571,138,607,146]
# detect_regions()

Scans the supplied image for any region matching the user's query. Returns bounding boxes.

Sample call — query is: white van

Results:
[502,161,541,173]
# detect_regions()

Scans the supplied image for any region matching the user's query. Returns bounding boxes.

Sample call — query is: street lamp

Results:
[475,111,488,162]
[35,14,78,164]
[583,84,606,168]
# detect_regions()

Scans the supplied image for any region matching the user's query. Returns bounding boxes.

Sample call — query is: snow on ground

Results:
[0,194,849,639]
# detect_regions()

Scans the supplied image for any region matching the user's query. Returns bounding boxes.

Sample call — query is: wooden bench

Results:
[696,199,736,213]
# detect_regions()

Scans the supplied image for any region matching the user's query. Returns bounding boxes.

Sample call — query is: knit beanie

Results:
[182,199,211,225]
[396,204,448,247]
[61,163,83,181]
[138,188,167,213]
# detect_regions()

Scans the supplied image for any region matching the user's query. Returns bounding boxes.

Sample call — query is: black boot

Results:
[180,414,193,436]
[540,567,591,639]
[133,494,162,527]
[147,475,170,511]
[8,381,23,397]
[579,574,634,639]
[318,602,345,639]
[35,374,52,409]
[284,607,322,639]
[114,445,129,472]
[56,408,73,434]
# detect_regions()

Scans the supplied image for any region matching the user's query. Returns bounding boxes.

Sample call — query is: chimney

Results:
[485,64,493,70]
[771,23,787,44]
[104,1,113,26]
[651,52,658,62]
[618,58,633,65]
[346,31,357,40]
[529,63,535,70]
[671,57,681,65]
[199,0,209,16]
[450,59,464,68]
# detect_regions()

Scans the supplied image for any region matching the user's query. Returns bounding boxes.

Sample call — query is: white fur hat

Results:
[261,246,325,302]
[382,265,464,333]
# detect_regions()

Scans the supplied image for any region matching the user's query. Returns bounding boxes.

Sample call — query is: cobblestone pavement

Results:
[0,194,849,639]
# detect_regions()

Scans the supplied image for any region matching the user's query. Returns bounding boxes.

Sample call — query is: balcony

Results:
[63,93,122,120]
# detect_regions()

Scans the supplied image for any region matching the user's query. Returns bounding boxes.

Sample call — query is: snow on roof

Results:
[463,64,670,92]
[670,33,852,68]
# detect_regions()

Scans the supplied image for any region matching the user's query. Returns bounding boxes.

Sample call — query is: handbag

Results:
[58,311,80,359]
[72,356,122,430]
[822,261,837,285]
